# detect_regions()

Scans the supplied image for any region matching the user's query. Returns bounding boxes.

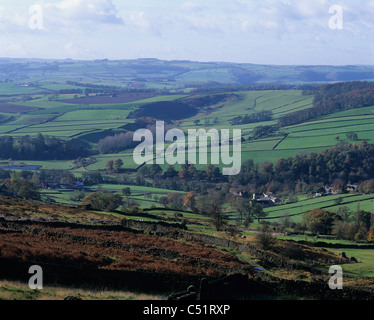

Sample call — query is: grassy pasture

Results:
[35,82,88,91]
[85,151,138,170]
[262,193,374,223]
[0,125,26,134]
[0,88,373,175]
[186,90,313,126]
[174,68,236,83]
[9,114,56,125]
[10,120,126,138]
[328,248,374,278]
[276,116,374,151]
[40,183,186,208]
[285,116,374,133]
[0,83,41,95]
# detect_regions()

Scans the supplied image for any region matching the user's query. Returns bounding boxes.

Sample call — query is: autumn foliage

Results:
[368,225,374,242]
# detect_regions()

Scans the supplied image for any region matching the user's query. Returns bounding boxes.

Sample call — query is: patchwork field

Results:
[263,193,374,223]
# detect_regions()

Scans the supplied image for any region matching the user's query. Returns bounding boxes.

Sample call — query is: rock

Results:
[187,285,197,293]
[64,296,83,301]
[340,252,347,258]
[168,285,198,301]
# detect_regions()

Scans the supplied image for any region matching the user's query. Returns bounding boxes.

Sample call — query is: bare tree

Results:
[256,223,275,250]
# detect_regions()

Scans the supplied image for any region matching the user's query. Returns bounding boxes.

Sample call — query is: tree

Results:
[163,165,178,179]
[31,172,40,187]
[121,187,131,196]
[250,202,267,222]
[159,196,169,208]
[106,160,114,173]
[336,206,352,223]
[334,197,344,205]
[332,221,357,241]
[232,197,250,223]
[178,169,189,181]
[303,209,341,235]
[149,164,162,177]
[206,164,221,182]
[355,210,372,230]
[368,225,374,242]
[113,158,123,173]
[280,213,292,230]
[256,223,275,250]
[195,191,224,216]
[60,171,75,185]
[183,191,197,210]
[144,192,152,199]
[210,203,227,231]
[166,193,184,210]
[346,132,358,141]
[354,225,368,241]
[8,172,40,200]
[81,171,103,185]
[360,179,374,193]
[81,192,123,212]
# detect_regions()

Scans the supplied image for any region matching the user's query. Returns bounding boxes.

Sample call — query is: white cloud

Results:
[181,2,206,11]
[128,11,150,30]
[0,43,27,57]
[0,0,125,35]
[0,0,373,64]
[43,0,124,32]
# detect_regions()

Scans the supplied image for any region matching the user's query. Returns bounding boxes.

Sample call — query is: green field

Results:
[328,248,374,278]
[262,193,374,223]
[0,86,373,172]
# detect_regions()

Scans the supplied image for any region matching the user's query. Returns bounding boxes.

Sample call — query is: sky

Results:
[0,0,374,65]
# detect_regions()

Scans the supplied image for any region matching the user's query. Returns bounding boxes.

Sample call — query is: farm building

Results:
[252,193,279,207]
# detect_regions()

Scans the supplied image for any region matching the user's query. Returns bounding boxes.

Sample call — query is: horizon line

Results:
[0,56,373,67]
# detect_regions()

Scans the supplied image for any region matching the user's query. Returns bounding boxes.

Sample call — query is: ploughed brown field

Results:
[0,104,38,113]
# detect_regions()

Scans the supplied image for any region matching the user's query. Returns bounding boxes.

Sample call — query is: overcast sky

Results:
[0,0,373,65]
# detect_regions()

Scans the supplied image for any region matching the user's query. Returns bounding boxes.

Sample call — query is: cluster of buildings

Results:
[233,191,280,207]
[234,183,360,207]
[314,184,358,198]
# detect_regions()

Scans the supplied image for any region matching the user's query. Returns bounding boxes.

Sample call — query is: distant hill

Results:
[1,58,374,88]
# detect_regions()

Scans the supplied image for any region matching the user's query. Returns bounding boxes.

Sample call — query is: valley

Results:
[0,58,373,301]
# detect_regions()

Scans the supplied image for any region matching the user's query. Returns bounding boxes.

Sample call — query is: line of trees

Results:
[130,140,374,198]
[138,163,225,185]
[97,132,135,154]
[231,110,273,125]
[0,133,87,160]
[301,207,374,242]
